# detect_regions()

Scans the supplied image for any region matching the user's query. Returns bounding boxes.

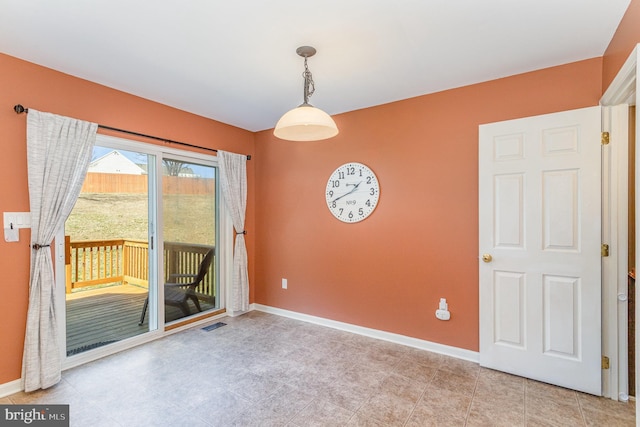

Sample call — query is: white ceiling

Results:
[0,0,632,132]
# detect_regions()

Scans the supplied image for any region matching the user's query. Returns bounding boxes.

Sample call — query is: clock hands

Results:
[331,181,362,203]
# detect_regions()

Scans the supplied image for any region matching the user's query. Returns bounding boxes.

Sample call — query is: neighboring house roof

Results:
[88,150,146,175]
[136,163,199,178]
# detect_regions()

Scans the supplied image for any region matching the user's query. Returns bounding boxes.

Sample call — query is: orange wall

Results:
[0,53,255,384]
[253,58,603,351]
[603,0,640,90]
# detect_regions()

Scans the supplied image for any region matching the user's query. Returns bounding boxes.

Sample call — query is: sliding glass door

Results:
[161,157,218,325]
[59,136,222,360]
[64,146,157,356]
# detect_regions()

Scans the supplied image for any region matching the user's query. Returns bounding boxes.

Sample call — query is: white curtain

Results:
[23,110,97,392]
[218,151,249,312]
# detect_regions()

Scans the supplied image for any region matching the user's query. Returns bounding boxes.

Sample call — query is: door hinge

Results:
[601,244,610,257]
[602,356,610,370]
[601,131,610,145]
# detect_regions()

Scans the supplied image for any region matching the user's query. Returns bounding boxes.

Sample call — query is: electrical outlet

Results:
[282,278,287,289]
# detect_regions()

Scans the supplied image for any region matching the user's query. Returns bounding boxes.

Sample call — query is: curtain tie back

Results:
[32,243,51,250]
[238,230,247,235]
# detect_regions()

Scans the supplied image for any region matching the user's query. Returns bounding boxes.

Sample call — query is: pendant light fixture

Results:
[274,46,339,141]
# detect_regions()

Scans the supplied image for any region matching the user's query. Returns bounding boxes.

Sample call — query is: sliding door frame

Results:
[56,134,234,370]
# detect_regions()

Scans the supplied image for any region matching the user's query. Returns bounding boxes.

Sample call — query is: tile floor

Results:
[2,311,636,426]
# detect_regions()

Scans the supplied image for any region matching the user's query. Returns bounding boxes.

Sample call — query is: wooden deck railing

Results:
[65,237,215,302]
[66,237,128,292]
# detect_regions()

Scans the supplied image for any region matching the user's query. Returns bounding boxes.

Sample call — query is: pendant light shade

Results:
[274,46,338,142]
[274,104,338,141]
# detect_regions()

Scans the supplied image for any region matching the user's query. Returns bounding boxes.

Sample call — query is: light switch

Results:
[3,212,31,229]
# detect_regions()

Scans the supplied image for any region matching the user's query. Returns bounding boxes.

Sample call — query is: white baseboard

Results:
[0,378,22,399]
[251,303,479,363]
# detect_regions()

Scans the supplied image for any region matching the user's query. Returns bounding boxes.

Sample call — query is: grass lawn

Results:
[67,192,215,245]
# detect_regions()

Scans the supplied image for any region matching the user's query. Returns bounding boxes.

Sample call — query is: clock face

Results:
[325,162,380,223]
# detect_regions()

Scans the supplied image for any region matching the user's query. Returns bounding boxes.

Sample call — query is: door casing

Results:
[600,43,639,404]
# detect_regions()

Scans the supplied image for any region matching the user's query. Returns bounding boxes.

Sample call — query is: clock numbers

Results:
[325,162,380,223]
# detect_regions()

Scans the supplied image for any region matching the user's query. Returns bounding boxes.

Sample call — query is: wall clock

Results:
[325,162,380,223]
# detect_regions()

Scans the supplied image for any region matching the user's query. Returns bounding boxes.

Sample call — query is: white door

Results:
[479,106,602,395]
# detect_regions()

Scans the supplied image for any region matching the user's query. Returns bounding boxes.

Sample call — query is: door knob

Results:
[482,254,493,263]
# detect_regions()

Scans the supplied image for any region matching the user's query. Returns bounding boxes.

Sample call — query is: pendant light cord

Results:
[302,57,315,105]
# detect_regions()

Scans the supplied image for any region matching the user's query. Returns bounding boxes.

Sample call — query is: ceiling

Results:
[0,1,632,132]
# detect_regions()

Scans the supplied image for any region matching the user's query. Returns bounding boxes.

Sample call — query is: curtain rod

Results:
[13,104,251,160]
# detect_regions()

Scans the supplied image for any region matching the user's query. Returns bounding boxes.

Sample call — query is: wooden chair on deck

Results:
[138,248,214,325]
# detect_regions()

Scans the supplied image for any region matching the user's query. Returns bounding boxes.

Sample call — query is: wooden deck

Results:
[65,284,215,355]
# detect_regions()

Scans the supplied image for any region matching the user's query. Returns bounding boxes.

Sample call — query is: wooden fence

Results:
[66,237,215,303]
[81,172,215,195]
